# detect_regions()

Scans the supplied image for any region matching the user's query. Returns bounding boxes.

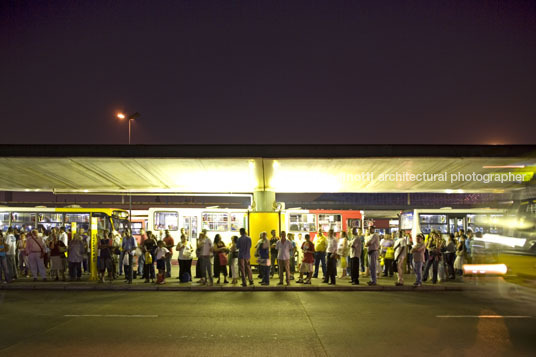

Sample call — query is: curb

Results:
[0,283,465,292]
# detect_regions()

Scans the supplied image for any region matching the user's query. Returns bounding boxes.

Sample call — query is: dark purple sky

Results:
[1,1,535,145]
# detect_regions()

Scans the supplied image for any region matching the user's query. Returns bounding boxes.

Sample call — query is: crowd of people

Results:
[0,224,476,287]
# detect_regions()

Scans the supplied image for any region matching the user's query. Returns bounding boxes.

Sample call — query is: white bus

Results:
[399,208,506,239]
[147,207,249,259]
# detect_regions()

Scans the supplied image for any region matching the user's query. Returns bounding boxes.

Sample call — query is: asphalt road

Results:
[0,280,535,356]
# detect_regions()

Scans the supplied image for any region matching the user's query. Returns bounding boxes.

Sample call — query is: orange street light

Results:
[116,112,140,144]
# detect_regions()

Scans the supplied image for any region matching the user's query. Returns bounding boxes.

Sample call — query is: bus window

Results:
[202,212,228,232]
[38,213,64,231]
[92,212,112,234]
[318,214,342,232]
[65,213,90,232]
[400,212,413,231]
[289,213,316,232]
[131,222,143,235]
[0,212,9,231]
[11,212,36,231]
[419,214,447,235]
[230,213,246,232]
[154,211,178,231]
[346,218,361,230]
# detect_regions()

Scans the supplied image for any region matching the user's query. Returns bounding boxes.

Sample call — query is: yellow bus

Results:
[0,206,129,234]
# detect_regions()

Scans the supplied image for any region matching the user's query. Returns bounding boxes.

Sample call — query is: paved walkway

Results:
[1,265,468,291]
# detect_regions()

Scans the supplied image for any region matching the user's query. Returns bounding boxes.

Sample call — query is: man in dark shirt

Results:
[237,228,254,287]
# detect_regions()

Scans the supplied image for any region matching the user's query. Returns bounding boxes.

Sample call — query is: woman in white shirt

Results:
[176,234,193,282]
[393,232,407,286]
[337,231,349,279]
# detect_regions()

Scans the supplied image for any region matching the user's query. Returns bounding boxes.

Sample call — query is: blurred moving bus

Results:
[399,208,506,239]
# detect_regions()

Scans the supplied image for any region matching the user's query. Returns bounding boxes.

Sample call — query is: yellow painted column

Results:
[248,212,281,266]
[89,217,98,281]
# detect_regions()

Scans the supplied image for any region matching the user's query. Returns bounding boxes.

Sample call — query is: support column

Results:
[253,190,276,212]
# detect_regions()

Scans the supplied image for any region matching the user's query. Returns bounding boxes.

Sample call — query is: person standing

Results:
[406,234,414,274]
[58,226,69,247]
[229,236,239,284]
[454,234,467,276]
[68,233,85,281]
[195,230,206,279]
[465,230,474,264]
[137,228,147,278]
[79,228,90,274]
[237,228,254,287]
[155,241,170,284]
[0,232,12,283]
[349,229,362,285]
[324,229,338,285]
[257,232,271,285]
[288,233,296,280]
[5,227,17,280]
[163,230,174,278]
[276,231,292,286]
[393,232,407,286]
[59,226,69,274]
[445,234,456,280]
[17,231,29,277]
[337,231,349,279]
[313,229,327,279]
[411,234,426,287]
[98,232,114,283]
[296,233,305,273]
[176,234,193,282]
[381,234,395,277]
[198,231,213,286]
[269,230,279,277]
[48,232,66,281]
[423,232,442,284]
[358,228,366,274]
[297,234,315,284]
[113,231,124,278]
[122,228,137,284]
[213,234,229,284]
[365,227,380,286]
[142,231,157,282]
[25,229,47,281]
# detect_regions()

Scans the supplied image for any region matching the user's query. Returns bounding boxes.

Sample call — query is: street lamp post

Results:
[116,111,140,229]
[116,112,140,144]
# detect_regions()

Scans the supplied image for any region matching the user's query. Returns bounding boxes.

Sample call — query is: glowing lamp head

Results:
[117,113,126,119]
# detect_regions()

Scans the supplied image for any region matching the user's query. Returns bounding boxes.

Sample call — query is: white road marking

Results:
[436,315,531,319]
[64,314,158,318]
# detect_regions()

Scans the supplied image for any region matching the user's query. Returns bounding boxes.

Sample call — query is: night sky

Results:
[1,1,535,145]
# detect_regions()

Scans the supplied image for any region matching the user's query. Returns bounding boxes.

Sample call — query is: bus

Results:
[0,206,130,235]
[148,207,249,261]
[399,208,506,239]
[286,209,363,239]
[511,198,536,252]
[147,207,364,263]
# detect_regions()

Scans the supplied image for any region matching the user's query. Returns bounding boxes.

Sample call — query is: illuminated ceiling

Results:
[0,145,534,194]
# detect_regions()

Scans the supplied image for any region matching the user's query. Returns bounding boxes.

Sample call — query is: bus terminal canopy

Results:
[0,145,535,194]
